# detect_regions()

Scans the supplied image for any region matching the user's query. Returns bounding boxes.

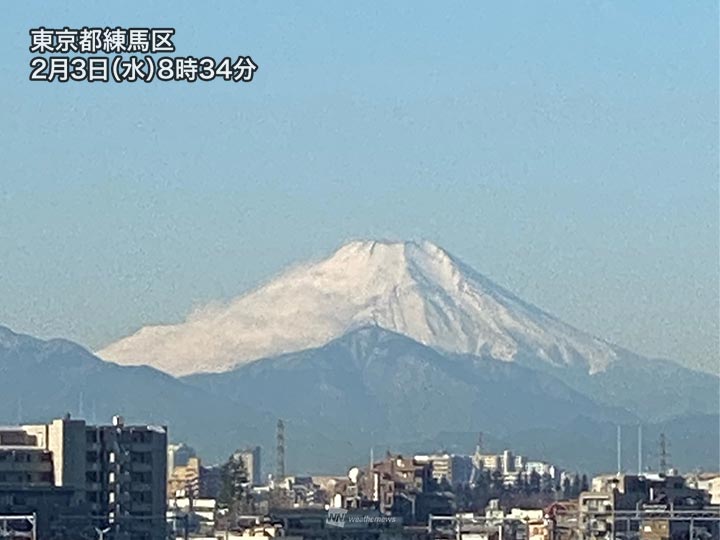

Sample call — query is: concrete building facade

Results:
[236,446,262,487]
[413,453,473,487]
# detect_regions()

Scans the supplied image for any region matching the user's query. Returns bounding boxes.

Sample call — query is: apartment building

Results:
[0,426,84,537]
[167,443,196,476]
[236,446,262,487]
[0,428,54,486]
[1,414,167,540]
[413,453,473,486]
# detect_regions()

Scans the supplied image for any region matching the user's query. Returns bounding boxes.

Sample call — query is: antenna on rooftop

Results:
[616,425,622,475]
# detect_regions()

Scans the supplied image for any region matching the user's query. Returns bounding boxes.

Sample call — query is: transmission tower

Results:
[658,433,670,473]
[276,419,286,482]
[637,424,643,474]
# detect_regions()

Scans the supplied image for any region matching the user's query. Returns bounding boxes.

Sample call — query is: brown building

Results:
[332,453,452,524]
[367,453,431,514]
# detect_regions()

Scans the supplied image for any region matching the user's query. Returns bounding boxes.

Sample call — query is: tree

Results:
[540,472,554,494]
[529,470,541,493]
[490,469,504,492]
[562,476,572,499]
[516,472,527,494]
[570,473,581,498]
[218,451,250,513]
[473,469,491,493]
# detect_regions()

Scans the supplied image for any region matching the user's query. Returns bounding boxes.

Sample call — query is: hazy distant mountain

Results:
[2,325,717,473]
[0,325,272,463]
[0,325,394,471]
[185,326,719,473]
[99,240,629,376]
[184,326,636,445]
[397,414,720,475]
[551,354,720,422]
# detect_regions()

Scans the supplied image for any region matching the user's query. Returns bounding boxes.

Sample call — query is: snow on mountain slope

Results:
[97,240,622,376]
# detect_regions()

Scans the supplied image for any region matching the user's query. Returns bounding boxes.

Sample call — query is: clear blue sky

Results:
[0,1,717,372]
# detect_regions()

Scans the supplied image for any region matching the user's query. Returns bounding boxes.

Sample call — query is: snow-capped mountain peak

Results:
[97,240,620,376]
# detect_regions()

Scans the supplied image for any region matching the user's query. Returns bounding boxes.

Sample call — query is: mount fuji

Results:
[97,239,718,422]
[99,240,625,376]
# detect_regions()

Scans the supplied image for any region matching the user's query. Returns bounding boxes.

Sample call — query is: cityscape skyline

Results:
[1,411,718,539]
[1,1,718,538]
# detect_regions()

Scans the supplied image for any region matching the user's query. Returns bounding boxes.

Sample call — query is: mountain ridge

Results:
[2,324,718,473]
[184,325,637,439]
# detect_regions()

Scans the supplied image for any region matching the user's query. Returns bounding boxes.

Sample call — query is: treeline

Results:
[446,469,589,512]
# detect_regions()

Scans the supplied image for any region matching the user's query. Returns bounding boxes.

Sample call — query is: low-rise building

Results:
[686,472,720,505]
[580,473,717,539]
[330,453,452,523]
[168,496,217,535]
